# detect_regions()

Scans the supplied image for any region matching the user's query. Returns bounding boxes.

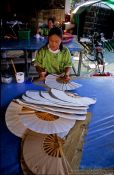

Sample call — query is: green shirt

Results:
[34,46,72,74]
[39,27,49,36]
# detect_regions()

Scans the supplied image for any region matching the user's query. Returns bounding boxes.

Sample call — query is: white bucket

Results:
[16,72,24,83]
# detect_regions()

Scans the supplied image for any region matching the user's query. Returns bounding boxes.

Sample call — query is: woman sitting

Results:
[34,27,72,81]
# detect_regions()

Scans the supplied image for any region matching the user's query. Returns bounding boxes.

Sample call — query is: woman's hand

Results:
[63,74,70,83]
[58,74,70,84]
[33,72,46,83]
[63,74,70,81]
[39,72,47,81]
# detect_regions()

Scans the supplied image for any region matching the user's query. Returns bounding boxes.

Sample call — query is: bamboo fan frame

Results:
[43,134,64,157]
[35,112,58,121]
[21,107,59,122]
[22,131,72,175]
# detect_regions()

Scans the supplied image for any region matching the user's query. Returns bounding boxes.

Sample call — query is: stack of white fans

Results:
[7,88,96,136]
[5,75,96,175]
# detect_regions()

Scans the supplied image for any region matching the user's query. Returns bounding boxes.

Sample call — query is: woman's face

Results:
[48,34,62,51]
[48,20,54,29]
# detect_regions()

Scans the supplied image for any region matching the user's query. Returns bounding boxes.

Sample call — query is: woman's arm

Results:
[35,65,47,80]
[34,48,47,80]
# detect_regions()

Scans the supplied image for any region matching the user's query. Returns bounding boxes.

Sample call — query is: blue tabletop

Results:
[1,37,47,51]
[1,77,114,175]
[1,37,83,52]
[64,37,83,52]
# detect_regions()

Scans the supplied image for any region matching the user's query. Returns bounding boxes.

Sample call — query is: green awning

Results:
[102,0,114,10]
[71,0,114,40]
[72,0,114,15]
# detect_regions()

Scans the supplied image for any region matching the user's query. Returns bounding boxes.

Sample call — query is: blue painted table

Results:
[1,38,47,77]
[1,77,114,174]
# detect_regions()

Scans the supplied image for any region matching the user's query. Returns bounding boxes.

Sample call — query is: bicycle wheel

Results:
[80,42,96,61]
[81,44,99,74]
[85,52,96,61]
[82,50,97,72]
[83,45,96,61]
[96,52,105,73]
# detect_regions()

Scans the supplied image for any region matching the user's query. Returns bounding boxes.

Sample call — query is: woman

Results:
[34,27,72,81]
[39,17,55,36]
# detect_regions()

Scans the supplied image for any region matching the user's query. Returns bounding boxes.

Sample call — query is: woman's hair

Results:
[48,27,63,50]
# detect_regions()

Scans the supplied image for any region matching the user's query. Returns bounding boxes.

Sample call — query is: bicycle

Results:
[80,33,105,74]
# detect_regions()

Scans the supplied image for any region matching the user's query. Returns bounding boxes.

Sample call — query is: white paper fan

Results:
[26,90,74,106]
[25,90,88,109]
[22,92,88,109]
[22,94,56,106]
[51,89,96,106]
[22,131,71,175]
[41,104,87,115]
[19,96,86,120]
[25,90,49,102]
[20,111,76,134]
[45,74,82,90]
[5,101,27,137]
[23,95,87,115]
[25,91,88,114]
[40,91,88,110]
